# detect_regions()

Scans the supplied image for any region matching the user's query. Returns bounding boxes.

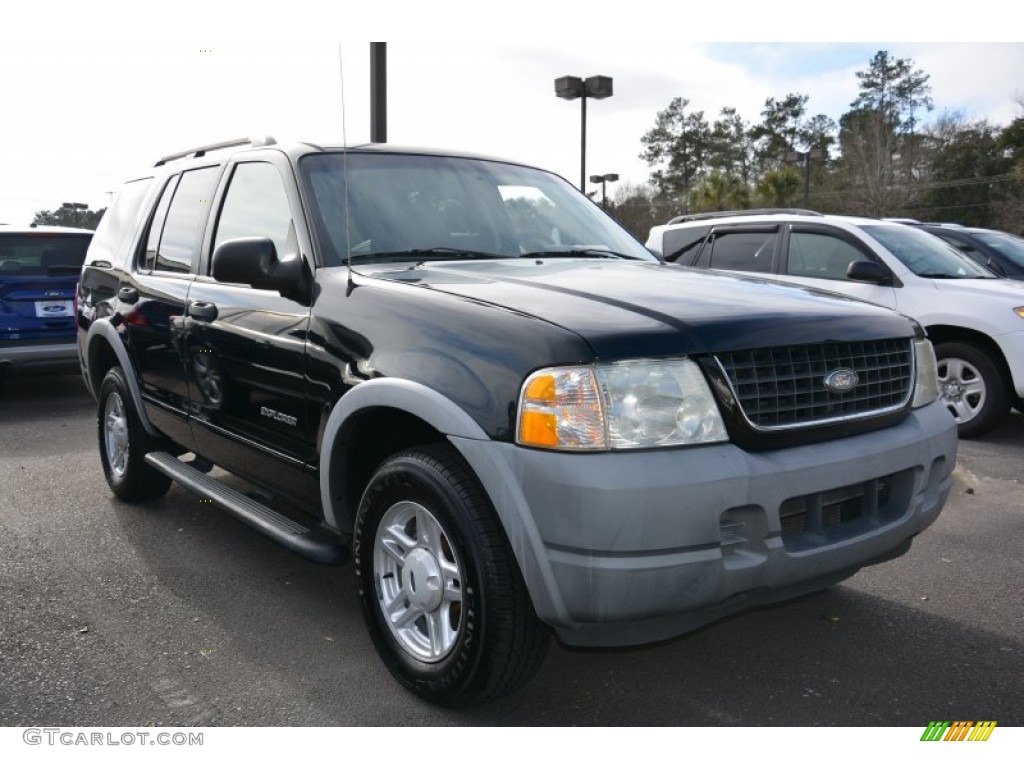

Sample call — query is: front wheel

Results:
[353,444,549,707]
[934,342,1009,439]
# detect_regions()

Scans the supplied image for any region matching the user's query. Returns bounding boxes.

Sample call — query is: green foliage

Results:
[688,171,749,213]
[755,168,803,207]
[31,206,106,230]
[635,49,1022,229]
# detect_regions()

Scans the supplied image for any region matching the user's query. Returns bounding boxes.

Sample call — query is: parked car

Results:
[78,141,955,706]
[0,224,93,378]
[914,222,1024,279]
[647,210,1024,438]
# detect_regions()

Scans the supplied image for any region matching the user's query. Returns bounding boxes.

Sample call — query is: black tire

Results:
[97,366,172,501]
[934,342,1009,439]
[353,444,549,707]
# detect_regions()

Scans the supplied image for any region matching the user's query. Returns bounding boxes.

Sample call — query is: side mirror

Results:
[847,260,889,285]
[212,237,307,297]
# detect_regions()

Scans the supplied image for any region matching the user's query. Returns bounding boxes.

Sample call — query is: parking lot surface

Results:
[1,375,1021,726]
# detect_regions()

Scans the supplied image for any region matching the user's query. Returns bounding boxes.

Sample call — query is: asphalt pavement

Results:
[1,374,1021,726]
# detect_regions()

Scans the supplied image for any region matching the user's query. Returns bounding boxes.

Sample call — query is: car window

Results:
[787,231,870,280]
[153,166,222,274]
[213,162,294,262]
[705,230,775,272]
[0,233,92,276]
[972,230,1024,269]
[300,152,654,266]
[88,177,154,268]
[662,225,711,264]
[860,224,993,278]
[141,176,178,272]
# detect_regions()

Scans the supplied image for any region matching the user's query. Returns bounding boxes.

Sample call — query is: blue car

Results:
[1,225,93,377]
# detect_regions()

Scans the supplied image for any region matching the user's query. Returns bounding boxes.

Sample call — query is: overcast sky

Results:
[3,7,1021,226]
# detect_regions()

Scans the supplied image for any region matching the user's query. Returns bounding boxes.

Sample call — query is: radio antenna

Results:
[339,43,353,282]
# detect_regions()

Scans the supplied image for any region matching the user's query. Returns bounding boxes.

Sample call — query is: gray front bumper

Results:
[450,400,957,647]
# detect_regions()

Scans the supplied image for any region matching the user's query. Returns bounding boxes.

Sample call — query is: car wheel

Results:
[934,342,1009,439]
[353,444,549,707]
[98,366,172,501]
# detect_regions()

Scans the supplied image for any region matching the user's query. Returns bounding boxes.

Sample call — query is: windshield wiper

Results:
[519,248,636,260]
[349,247,508,264]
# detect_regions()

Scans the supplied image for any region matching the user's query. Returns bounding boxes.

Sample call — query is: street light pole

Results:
[784,148,827,208]
[589,173,619,210]
[555,76,613,191]
[61,202,87,228]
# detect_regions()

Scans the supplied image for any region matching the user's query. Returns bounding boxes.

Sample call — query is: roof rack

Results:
[666,208,822,225]
[155,136,277,166]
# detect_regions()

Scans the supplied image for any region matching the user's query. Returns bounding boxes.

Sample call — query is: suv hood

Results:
[360,259,915,358]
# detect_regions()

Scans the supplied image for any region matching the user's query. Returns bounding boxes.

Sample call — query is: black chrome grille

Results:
[715,339,913,430]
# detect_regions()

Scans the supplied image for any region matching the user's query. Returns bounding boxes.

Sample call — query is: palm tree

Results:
[755,167,803,207]
[688,171,749,212]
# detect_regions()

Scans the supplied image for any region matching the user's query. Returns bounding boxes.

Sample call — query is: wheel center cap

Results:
[943,380,964,399]
[403,548,443,612]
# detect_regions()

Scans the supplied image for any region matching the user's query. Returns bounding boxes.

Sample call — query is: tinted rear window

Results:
[0,234,93,276]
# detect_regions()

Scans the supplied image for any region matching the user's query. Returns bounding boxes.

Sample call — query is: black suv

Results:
[915,222,1024,279]
[78,138,956,706]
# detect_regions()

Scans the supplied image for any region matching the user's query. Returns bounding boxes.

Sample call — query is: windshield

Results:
[972,230,1024,269]
[860,224,994,278]
[300,152,654,267]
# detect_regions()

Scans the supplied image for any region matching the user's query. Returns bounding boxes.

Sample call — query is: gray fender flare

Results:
[318,377,570,626]
[318,378,488,530]
[85,320,159,436]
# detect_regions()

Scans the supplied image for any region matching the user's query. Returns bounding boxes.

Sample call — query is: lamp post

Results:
[783,148,827,208]
[555,75,613,191]
[589,173,619,210]
[61,202,88,228]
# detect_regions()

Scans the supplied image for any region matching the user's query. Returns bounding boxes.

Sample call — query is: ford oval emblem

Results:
[824,368,859,393]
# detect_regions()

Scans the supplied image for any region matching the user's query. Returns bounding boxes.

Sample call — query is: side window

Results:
[89,177,154,268]
[141,176,179,271]
[705,230,775,273]
[662,226,710,264]
[787,231,871,280]
[154,166,222,274]
[213,162,294,261]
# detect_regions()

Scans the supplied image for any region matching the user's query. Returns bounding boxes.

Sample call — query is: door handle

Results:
[187,301,218,322]
[117,286,139,304]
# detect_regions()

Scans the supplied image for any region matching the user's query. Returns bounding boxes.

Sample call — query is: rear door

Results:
[122,165,222,447]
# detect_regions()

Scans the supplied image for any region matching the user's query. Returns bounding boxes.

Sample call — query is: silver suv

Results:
[647,210,1024,438]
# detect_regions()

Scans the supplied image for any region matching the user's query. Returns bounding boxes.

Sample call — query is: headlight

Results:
[1014,306,1024,319]
[517,359,727,450]
[912,338,939,408]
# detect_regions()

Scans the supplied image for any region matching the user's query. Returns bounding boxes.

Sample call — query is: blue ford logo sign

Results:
[824,368,859,393]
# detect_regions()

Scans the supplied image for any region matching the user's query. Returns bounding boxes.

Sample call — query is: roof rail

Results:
[155,136,277,166]
[882,217,922,225]
[666,208,822,225]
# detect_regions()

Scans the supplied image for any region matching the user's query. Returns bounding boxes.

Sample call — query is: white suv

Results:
[647,210,1024,437]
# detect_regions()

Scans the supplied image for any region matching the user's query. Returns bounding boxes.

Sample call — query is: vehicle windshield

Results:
[300,152,655,267]
[0,234,92,276]
[860,224,995,278]
[972,230,1024,269]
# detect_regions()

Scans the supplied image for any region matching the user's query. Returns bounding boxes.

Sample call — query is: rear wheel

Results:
[934,342,1009,439]
[353,444,549,707]
[98,366,172,501]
